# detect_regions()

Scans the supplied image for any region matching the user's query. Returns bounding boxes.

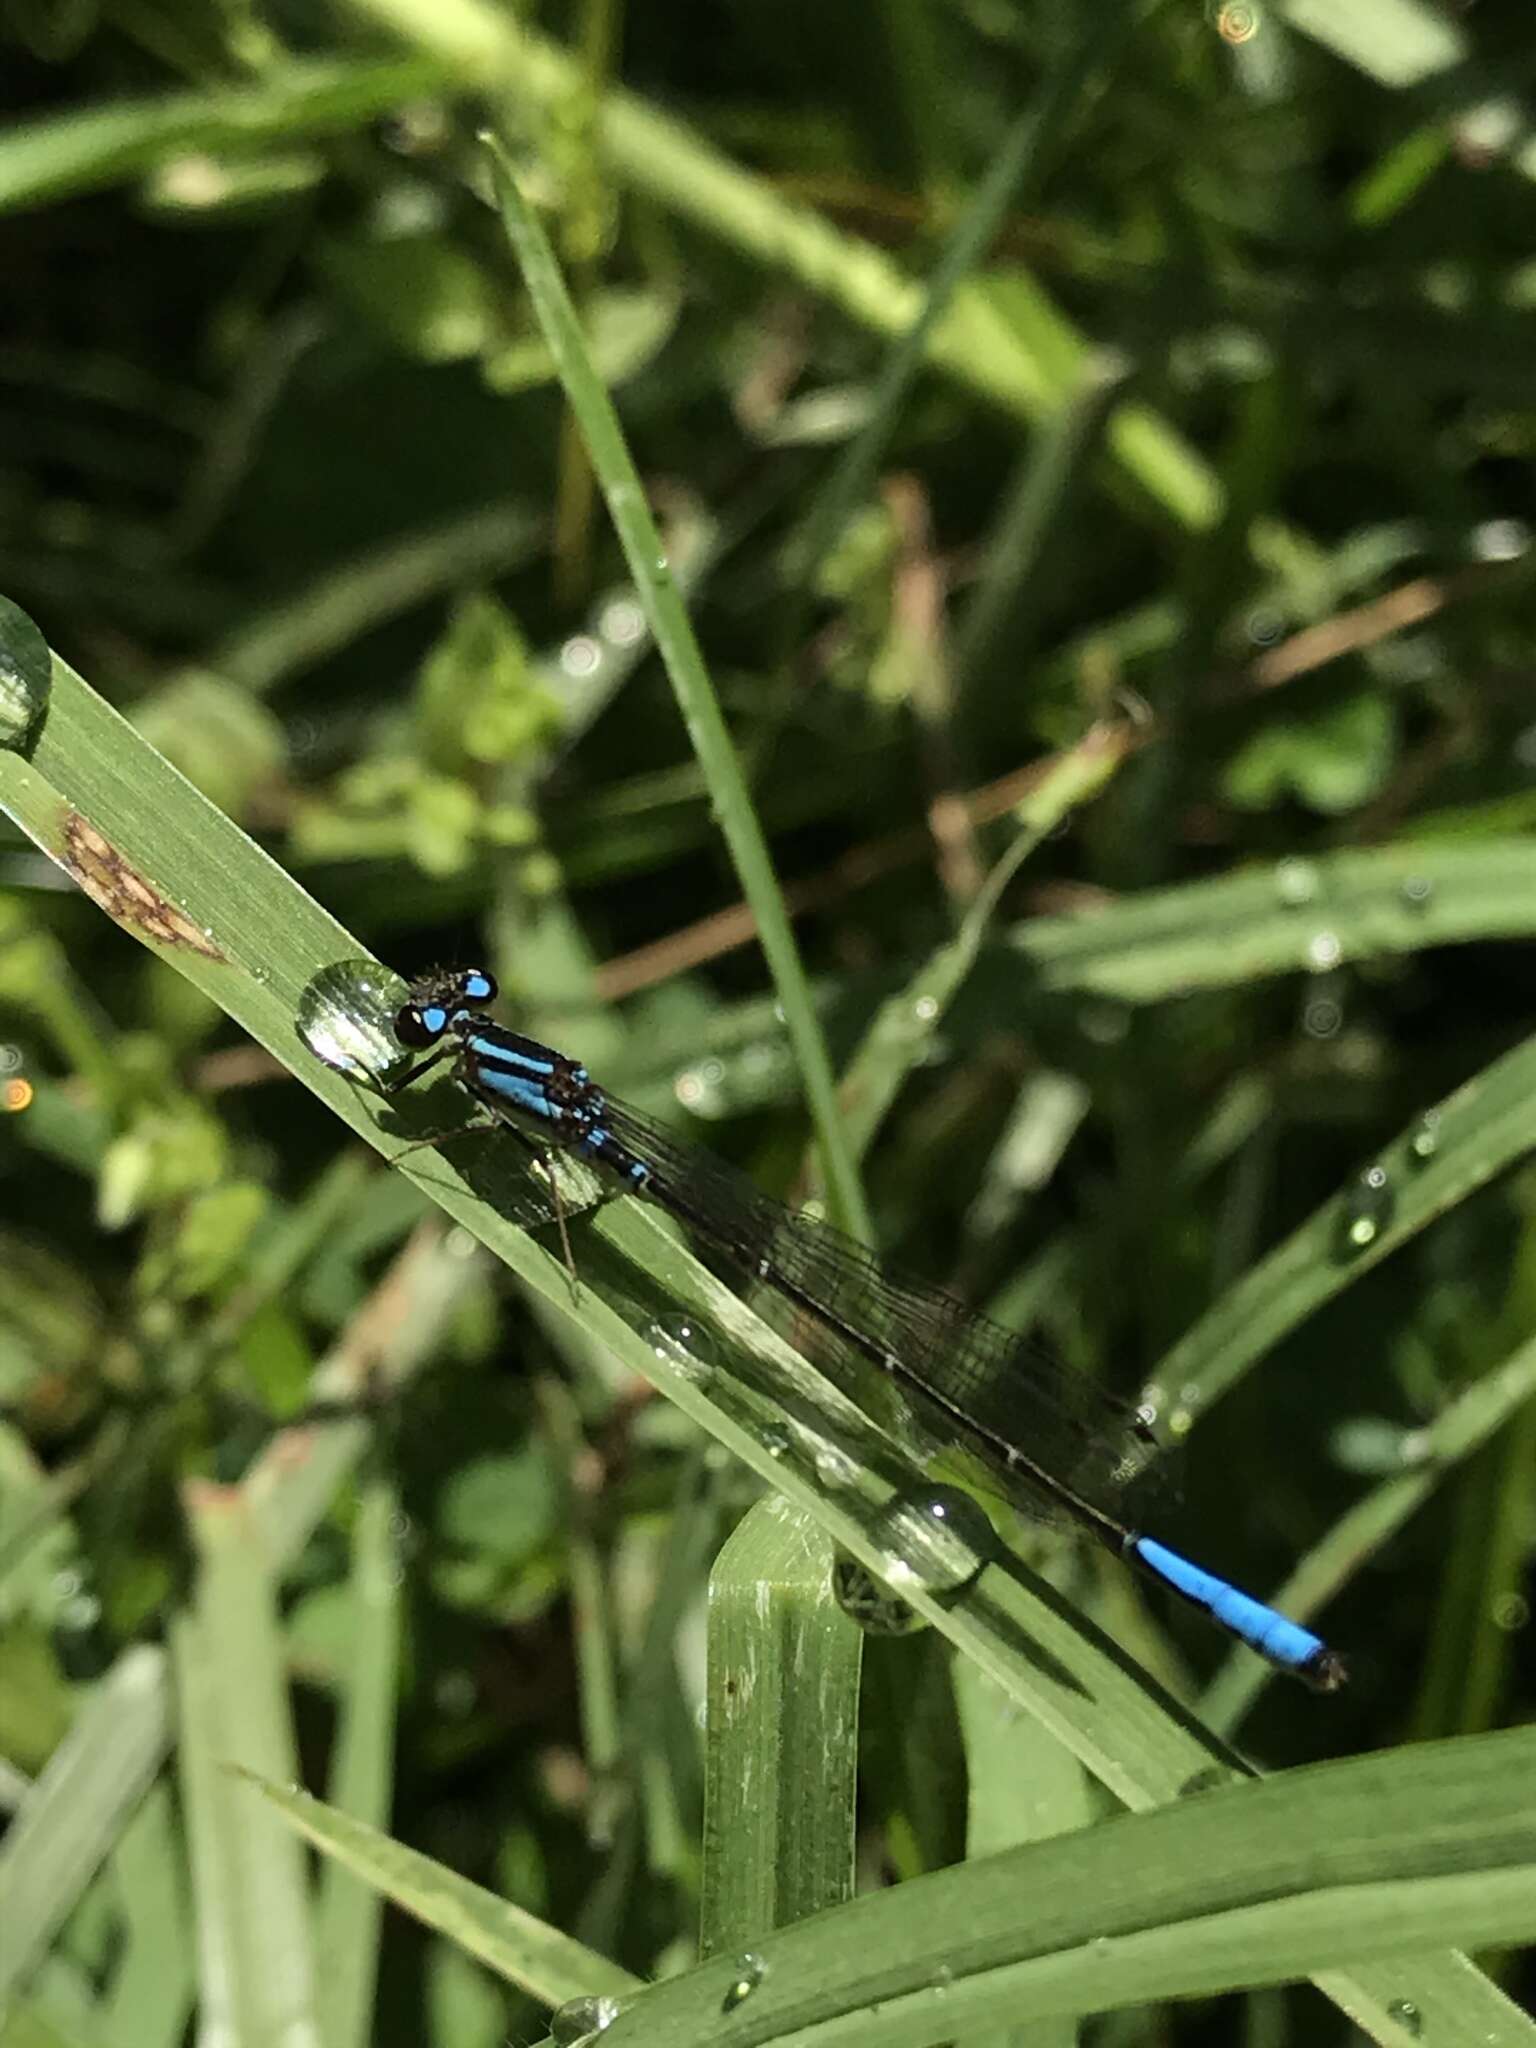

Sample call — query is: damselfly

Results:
[382,966,1346,1691]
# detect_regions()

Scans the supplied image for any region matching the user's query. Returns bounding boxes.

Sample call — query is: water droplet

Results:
[1212,0,1262,42]
[598,596,645,646]
[0,595,52,746]
[759,1423,792,1459]
[1408,1108,1441,1164]
[811,1440,859,1490]
[296,960,407,1079]
[720,1952,767,2013]
[1305,929,1343,971]
[912,994,939,1024]
[1273,858,1320,908]
[831,1554,926,1636]
[1337,1163,1394,1256]
[1493,1590,1529,1632]
[1386,1999,1422,2040]
[872,1485,995,1600]
[1303,994,1343,1039]
[560,634,602,678]
[1399,874,1435,911]
[1245,606,1284,646]
[60,1591,101,1631]
[674,1064,728,1116]
[654,552,670,574]
[550,1995,623,2044]
[646,1314,714,1381]
[1165,1404,1196,1440]
[1470,518,1529,562]
[1079,1001,1129,1046]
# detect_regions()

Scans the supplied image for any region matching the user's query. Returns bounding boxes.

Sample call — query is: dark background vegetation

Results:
[3,0,1536,2040]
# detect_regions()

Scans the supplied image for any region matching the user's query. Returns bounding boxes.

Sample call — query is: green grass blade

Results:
[785,1,1137,596]
[1280,0,1466,85]
[240,1771,637,2009]
[0,1648,169,2012]
[1010,839,1536,1001]
[265,1723,1536,2046]
[205,503,544,695]
[951,348,1134,699]
[174,1490,318,2048]
[700,1499,860,1957]
[836,722,1137,1163]
[0,57,450,213]
[317,1475,403,2048]
[1150,1027,1536,1425]
[96,1785,192,2048]
[481,134,870,1242]
[1202,1326,1536,1735]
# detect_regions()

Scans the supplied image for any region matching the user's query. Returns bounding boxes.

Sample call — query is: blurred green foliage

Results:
[4,0,1536,2041]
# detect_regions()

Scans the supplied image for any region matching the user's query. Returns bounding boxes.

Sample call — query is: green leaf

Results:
[1223,692,1396,815]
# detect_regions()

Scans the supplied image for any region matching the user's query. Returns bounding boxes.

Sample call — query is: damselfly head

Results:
[394,966,499,1047]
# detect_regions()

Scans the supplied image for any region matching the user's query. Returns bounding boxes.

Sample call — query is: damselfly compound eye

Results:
[394,1004,439,1049]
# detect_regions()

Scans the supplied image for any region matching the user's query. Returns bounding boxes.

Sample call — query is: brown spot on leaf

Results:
[61,813,225,960]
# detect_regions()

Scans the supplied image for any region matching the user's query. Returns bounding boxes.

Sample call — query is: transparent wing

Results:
[596,1097,1162,1529]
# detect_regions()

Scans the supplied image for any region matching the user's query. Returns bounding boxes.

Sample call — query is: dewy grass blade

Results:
[238,1771,638,2011]
[1147,1029,1536,1429]
[251,1726,1536,2044]
[700,1499,860,1956]
[1201,1327,1536,1737]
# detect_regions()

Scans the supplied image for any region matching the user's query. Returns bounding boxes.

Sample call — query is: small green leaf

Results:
[1224,693,1396,815]
[141,1181,271,1303]
[417,592,562,768]
[436,1446,560,1563]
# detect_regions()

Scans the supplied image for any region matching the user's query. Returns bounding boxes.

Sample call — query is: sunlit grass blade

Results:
[239,1770,638,2010]
[480,131,870,1242]
[0,1646,170,2009]
[700,1500,860,1956]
